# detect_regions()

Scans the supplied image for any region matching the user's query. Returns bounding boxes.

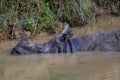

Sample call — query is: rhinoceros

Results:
[11,24,120,55]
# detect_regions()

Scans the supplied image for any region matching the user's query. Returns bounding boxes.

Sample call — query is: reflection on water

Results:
[0,52,120,80]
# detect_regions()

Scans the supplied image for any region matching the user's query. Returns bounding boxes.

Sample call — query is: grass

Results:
[0,0,94,33]
[47,0,94,27]
[0,0,60,36]
[0,0,120,40]
[94,0,120,15]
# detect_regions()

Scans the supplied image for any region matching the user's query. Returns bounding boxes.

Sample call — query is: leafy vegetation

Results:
[0,0,59,35]
[0,0,120,39]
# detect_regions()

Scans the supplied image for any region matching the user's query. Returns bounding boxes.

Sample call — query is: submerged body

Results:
[11,25,120,55]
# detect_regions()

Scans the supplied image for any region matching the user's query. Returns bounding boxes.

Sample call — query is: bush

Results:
[37,2,59,31]
[94,0,120,15]
[0,0,120,36]
[46,0,94,27]
[0,0,59,35]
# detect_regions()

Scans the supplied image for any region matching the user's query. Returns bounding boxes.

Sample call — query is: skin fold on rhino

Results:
[11,24,120,55]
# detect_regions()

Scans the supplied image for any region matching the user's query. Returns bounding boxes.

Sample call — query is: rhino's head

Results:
[11,34,36,55]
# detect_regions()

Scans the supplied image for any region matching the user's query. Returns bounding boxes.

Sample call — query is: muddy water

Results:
[0,16,120,80]
[0,53,120,80]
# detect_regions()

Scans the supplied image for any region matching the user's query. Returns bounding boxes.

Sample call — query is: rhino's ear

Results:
[21,34,29,41]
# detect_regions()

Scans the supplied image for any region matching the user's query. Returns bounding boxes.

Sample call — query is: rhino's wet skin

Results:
[10,24,120,55]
